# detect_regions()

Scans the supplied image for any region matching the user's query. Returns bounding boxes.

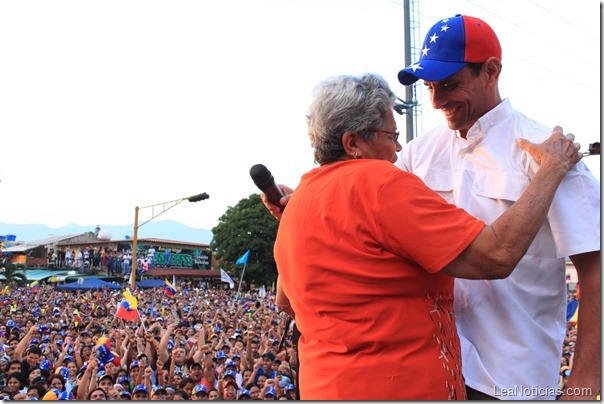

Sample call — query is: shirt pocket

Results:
[422,168,454,192]
[422,169,454,203]
[472,169,529,202]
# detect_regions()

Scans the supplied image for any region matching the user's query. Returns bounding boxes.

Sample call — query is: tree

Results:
[0,261,28,286]
[211,193,279,288]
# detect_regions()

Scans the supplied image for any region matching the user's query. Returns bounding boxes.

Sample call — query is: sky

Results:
[0,0,600,233]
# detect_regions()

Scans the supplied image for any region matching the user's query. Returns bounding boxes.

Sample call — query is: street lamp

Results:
[393,96,416,116]
[129,192,209,290]
[583,142,600,157]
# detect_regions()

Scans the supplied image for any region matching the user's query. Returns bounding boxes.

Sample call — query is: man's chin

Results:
[446,121,470,133]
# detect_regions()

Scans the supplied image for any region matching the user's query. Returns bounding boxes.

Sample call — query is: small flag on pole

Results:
[150,295,157,318]
[236,249,250,265]
[164,280,177,297]
[220,268,235,289]
[116,290,140,322]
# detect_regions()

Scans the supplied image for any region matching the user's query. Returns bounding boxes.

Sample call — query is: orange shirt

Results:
[274,160,485,400]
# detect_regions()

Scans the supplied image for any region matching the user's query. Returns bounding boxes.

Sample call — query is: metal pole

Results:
[403,0,415,143]
[236,263,247,296]
[130,206,139,290]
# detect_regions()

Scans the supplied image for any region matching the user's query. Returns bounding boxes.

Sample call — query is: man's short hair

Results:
[8,360,22,369]
[27,346,42,355]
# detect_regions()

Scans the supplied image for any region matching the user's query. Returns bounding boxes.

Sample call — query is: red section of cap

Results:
[462,15,502,62]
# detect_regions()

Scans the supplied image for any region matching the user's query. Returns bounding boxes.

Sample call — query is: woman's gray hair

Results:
[306,73,396,165]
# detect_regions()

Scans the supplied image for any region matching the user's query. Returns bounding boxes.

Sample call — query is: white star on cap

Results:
[407,62,423,72]
[429,33,439,43]
[441,24,450,32]
[421,45,430,56]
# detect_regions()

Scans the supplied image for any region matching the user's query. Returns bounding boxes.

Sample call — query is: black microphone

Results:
[250,164,285,212]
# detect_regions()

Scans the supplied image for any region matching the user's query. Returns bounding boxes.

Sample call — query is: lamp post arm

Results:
[128,192,209,291]
[137,197,190,228]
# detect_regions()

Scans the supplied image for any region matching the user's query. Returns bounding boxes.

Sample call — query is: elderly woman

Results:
[271,74,580,400]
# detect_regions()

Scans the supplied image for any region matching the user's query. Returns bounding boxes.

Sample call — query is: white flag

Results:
[220,268,235,289]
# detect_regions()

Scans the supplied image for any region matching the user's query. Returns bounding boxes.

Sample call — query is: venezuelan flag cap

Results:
[398,14,502,85]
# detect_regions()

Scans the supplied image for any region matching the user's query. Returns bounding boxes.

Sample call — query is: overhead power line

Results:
[528,0,599,41]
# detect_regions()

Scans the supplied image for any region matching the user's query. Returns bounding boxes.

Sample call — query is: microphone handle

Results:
[264,182,285,212]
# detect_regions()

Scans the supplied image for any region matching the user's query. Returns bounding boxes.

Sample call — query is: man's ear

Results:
[483,56,501,85]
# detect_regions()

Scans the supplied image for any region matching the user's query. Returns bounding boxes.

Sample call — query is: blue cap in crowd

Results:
[132,384,148,395]
[193,384,208,396]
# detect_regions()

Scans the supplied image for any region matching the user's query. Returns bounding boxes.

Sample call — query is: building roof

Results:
[3,234,80,252]
[17,269,72,281]
[57,238,209,249]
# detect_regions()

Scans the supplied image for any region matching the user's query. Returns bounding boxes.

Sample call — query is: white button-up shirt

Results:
[397,99,600,400]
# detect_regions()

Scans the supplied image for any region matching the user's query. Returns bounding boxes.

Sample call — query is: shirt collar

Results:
[455,98,512,151]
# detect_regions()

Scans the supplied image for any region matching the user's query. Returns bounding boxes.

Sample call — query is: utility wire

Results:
[384,0,598,91]
[528,0,599,41]
[465,0,597,67]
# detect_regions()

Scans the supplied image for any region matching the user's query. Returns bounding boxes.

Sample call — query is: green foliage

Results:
[0,261,28,286]
[210,193,279,288]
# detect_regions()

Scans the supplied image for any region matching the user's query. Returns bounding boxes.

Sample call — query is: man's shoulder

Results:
[502,104,552,141]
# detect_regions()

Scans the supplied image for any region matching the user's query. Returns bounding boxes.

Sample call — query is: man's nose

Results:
[430,88,446,110]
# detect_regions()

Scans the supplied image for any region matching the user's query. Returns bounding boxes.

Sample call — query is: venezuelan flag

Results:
[164,280,176,297]
[95,337,116,367]
[30,281,39,292]
[116,290,140,322]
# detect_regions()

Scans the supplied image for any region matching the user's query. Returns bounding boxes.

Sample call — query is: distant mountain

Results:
[0,220,213,244]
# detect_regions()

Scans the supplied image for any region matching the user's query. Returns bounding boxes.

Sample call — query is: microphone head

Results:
[250,164,273,188]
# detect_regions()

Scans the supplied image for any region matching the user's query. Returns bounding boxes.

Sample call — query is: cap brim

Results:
[398,60,468,85]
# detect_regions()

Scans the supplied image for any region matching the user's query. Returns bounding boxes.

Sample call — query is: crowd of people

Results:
[45,245,171,278]
[0,278,584,401]
[0,281,299,400]
[46,247,135,276]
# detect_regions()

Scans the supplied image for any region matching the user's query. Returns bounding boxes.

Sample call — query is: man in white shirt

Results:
[397,14,600,400]
[147,247,156,268]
